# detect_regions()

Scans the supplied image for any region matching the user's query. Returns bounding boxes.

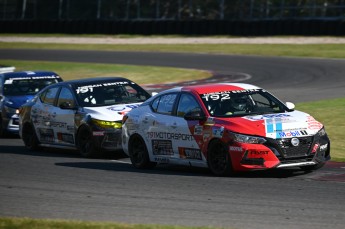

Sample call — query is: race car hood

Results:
[83,103,142,121]
[3,95,35,108]
[216,110,323,139]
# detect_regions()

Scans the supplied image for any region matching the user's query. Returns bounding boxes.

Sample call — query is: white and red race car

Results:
[122,83,330,176]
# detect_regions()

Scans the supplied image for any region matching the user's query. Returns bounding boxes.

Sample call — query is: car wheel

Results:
[77,126,98,158]
[128,135,156,169]
[207,141,233,176]
[300,162,325,172]
[22,123,40,150]
[0,116,5,137]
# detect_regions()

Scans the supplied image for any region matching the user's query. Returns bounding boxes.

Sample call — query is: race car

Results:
[19,77,151,157]
[0,71,62,137]
[122,83,330,176]
[0,65,15,73]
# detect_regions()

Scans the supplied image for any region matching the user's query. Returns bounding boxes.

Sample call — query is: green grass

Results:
[296,98,345,162]
[1,42,345,59]
[0,60,210,84]
[0,217,213,229]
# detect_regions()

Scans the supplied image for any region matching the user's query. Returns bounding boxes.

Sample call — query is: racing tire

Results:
[77,126,98,158]
[0,116,5,137]
[128,135,156,169]
[300,162,325,172]
[22,123,40,150]
[207,141,233,176]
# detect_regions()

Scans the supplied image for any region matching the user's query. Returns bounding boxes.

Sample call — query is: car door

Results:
[52,86,77,146]
[32,86,60,143]
[169,93,206,165]
[145,93,178,163]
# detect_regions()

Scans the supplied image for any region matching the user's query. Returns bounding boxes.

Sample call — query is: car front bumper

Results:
[92,129,122,151]
[2,113,19,134]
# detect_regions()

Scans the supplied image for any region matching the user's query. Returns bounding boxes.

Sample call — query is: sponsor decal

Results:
[311,144,319,153]
[201,89,260,101]
[203,133,211,141]
[229,146,243,152]
[147,132,194,141]
[76,81,130,94]
[194,125,203,135]
[277,130,308,138]
[307,116,323,130]
[248,150,269,155]
[152,140,173,155]
[204,117,215,126]
[320,143,328,151]
[57,133,74,144]
[107,104,140,112]
[246,113,291,121]
[93,131,105,136]
[39,128,54,142]
[107,104,139,116]
[212,126,224,138]
[154,157,170,163]
[179,147,202,160]
[50,121,67,128]
[4,75,59,84]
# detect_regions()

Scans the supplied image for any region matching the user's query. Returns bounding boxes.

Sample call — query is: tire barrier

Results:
[0,19,344,36]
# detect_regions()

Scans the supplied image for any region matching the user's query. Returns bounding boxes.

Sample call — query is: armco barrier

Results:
[0,19,344,36]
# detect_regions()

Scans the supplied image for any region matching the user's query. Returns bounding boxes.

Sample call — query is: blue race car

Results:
[0,71,62,137]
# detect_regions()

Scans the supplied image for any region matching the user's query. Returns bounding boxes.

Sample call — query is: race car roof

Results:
[1,71,60,80]
[62,77,132,85]
[182,83,261,94]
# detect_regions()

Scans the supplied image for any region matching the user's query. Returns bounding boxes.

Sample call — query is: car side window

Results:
[151,93,178,115]
[177,93,201,117]
[57,87,75,108]
[40,87,60,105]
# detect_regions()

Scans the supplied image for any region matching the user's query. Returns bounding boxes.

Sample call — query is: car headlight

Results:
[92,118,122,129]
[4,105,19,114]
[230,132,266,144]
[318,127,326,137]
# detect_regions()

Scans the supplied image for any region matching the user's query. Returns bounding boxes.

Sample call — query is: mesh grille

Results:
[267,137,313,159]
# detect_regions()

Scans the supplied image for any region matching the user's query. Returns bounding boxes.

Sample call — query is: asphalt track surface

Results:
[1,49,345,229]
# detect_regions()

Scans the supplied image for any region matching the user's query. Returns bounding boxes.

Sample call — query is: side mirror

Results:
[285,102,295,110]
[59,102,76,110]
[184,110,207,121]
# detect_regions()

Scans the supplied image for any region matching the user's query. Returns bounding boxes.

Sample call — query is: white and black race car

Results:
[19,77,151,157]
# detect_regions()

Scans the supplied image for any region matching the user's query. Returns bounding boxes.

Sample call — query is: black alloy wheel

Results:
[22,123,40,150]
[77,126,98,158]
[207,141,233,176]
[129,135,156,169]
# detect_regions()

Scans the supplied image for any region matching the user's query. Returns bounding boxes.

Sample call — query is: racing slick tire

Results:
[128,134,157,169]
[300,162,325,172]
[77,126,98,158]
[207,140,233,176]
[0,116,5,137]
[22,123,40,150]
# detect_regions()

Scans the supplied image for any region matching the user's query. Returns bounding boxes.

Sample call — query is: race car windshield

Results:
[3,78,60,96]
[200,89,289,117]
[75,81,150,107]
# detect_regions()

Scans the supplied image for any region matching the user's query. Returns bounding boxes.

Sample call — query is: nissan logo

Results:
[291,138,300,147]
